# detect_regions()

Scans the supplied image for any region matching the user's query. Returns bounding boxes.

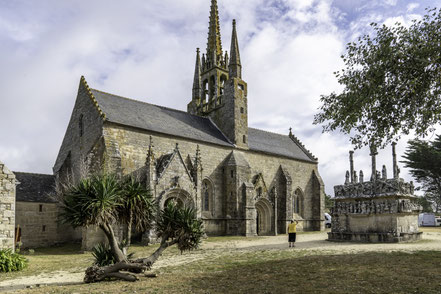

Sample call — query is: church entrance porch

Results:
[255,199,273,236]
[159,188,194,209]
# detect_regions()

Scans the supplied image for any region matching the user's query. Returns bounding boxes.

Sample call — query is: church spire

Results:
[229,19,242,78]
[192,48,202,101]
[207,0,223,63]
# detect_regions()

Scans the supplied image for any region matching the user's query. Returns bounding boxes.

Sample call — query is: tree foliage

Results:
[60,173,204,283]
[60,174,121,229]
[314,8,441,148]
[156,202,204,253]
[402,135,441,211]
[324,194,334,211]
[416,195,434,213]
[119,176,155,247]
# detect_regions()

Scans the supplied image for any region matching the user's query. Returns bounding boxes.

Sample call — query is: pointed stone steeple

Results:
[188,48,203,115]
[229,19,242,78]
[192,48,202,101]
[207,0,223,62]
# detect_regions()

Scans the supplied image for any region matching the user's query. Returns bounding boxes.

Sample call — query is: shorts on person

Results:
[288,232,296,242]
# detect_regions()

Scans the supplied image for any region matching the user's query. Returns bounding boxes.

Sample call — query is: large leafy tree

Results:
[60,174,204,283]
[314,8,441,148]
[402,135,441,211]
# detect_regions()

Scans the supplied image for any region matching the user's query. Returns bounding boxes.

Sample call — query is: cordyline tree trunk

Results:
[126,210,133,248]
[84,234,177,283]
[99,223,126,263]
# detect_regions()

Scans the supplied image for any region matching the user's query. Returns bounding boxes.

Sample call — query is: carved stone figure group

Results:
[334,178,415,199]
[331,198,422,216]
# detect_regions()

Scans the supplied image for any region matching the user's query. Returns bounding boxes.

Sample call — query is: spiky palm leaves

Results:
[156,202,204,252]
[61,174,205,282]
[60,174,121,228]
[119,176,155,246]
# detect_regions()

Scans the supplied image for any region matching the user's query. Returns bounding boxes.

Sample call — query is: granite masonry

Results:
[1,0,325,249]
[53,0,325,249]
[0,161,16,250]
[328,144,422,243]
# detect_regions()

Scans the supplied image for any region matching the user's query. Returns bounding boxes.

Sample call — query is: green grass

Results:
[4,246,441,293]
[3,230,441,293]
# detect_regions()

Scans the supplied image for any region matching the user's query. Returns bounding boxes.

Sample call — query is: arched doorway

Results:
[160,189,194,209]
[255,199,273,235]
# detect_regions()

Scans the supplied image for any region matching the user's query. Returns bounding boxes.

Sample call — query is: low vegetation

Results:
[0,249,27,273]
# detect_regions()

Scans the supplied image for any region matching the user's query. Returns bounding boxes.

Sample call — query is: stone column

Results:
[392,142,399,179]
[349,151,354,183]
[0,161,16,251]
[370,145,378,182]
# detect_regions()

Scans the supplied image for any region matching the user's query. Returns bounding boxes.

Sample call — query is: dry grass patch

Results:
[9,249,441,294]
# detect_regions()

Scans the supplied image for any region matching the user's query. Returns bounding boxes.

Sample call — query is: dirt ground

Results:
[2,229,441,292]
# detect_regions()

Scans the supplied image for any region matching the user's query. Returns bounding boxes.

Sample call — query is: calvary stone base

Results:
[328,144,422,243]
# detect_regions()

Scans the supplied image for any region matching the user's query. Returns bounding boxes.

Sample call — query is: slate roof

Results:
[225,151,251,167]
[91,89,232,147]
[14,172,57,203]
[248,128,316,162]
[90,88,317,163]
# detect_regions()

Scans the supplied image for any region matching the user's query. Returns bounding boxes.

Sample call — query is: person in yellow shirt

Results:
[287,219,298,247]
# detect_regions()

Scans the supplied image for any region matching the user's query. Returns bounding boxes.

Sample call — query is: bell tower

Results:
[187,0,248,149]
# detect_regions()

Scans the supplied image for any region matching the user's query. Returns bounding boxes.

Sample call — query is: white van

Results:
[324,213,332,228]
[418,213,436,227]
[436,217,441,227]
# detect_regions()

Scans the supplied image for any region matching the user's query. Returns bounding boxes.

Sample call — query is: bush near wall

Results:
[0,249,28,272]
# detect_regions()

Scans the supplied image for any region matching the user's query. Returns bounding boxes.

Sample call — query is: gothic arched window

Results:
[202,179,213,212]
[220,75,227,95]
[293,188,303,216]
[203,80,209,103]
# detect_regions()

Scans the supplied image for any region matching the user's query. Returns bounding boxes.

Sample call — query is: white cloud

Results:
[407,3,420,12]
[0,0,428,195]
[384,0,397,6]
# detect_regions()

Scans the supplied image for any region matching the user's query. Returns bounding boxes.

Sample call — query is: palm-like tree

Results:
[60,174,204,283]
[119,176,155,247]
[60,174,126,262]
[137,202,204,266]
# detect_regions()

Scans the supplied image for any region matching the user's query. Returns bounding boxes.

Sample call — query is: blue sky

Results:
[0,0,439,195]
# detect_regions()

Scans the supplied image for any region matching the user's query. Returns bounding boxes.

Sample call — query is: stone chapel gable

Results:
[53,76,106,182]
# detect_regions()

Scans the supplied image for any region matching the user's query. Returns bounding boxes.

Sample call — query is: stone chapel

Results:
[53,0,325,241]
[0,0,326,250]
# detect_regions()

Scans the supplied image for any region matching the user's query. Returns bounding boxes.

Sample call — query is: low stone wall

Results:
[0,161,16,250]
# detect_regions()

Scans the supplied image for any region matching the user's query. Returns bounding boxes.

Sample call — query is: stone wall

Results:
[15,202,82,248]
[102,122,324,234]
[16,202,57,248]
[0,161,16,250]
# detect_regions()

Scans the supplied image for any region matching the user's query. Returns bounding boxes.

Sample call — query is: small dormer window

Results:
[79,114,84,137]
